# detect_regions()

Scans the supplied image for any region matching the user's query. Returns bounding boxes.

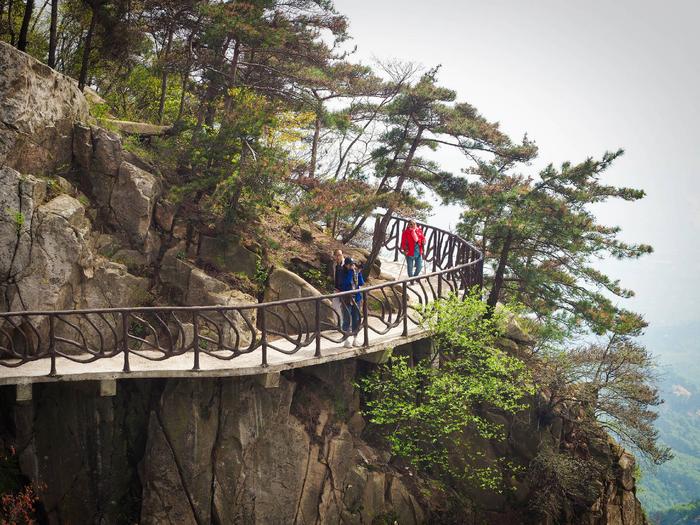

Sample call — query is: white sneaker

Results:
[344,339,352,348]
[353,336,360,347]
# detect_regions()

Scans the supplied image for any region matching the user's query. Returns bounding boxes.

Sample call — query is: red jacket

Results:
[401,226,425,257]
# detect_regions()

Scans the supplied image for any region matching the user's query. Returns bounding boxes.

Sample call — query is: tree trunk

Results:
[330,212,338,238]
[157,27,173,124]
[363,127,424,279]
[7,0,15,45]
[176,72,188,122]
[342,212,371,244]
[175,25,198,124]
[16,0,32,51]
[341,120,412,245]
[47,0,57,67]
[221,40,241,115]
[202,36,232,128]
[308,111,321,178]
[28,0,44,33]
[486,230,513,308]
[78,6,96,90]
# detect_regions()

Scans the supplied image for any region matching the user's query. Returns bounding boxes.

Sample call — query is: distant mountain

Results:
[650,500,700,525]
[638,322,700,513]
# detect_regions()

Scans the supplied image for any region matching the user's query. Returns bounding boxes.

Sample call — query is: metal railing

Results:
[0,215,483,376]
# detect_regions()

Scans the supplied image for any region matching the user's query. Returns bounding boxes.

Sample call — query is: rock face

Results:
[0,43,156,324]
[110,161,161,245]
[2,360,424,525]
[264,268,336,333]
[198,235,259,278]
[72,124,162,252]
[159,247,258,346]
[0,42,89,175]
[0,167,148,317]
[0,330,649,525]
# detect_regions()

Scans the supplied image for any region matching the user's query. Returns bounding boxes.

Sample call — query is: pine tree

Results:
[358,68,537,276]
[456,150,652,333]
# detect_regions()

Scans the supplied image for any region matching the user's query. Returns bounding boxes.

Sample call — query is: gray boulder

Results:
[0,168,46,287]
[110,161,161,245]
[159,248,258,347]
[264,267,336,334]
[91,126,123,177]
[0,41,89,174]
[8,193,93,312]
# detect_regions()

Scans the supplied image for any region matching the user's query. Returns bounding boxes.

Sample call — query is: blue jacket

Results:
[339,268,364,304]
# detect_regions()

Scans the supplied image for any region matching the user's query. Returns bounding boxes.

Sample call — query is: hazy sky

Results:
[335,0,700,329]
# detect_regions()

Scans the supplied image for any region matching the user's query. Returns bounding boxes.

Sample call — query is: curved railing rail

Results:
[0,215,483,376]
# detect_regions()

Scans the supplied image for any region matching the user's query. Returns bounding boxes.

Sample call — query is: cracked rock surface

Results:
[1,355,647,525]
[0,41,88,174]
[4,360,425,525]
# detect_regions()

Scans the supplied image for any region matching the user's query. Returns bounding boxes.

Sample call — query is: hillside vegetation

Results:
[638,323,700,514]
[0,1,681,523]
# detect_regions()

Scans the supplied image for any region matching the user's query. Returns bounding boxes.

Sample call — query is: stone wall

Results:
[0,360,424,525]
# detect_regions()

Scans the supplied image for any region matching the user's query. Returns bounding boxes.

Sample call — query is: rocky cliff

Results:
[0,40,264,345]
[0,42,648,524]
[0,343,646,525]
[2,359,425,524]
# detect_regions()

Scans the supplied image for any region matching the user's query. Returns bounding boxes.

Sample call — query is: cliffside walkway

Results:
[0,216,482,386]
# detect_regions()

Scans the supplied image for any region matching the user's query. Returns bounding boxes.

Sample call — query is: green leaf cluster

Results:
[359,293,533,489]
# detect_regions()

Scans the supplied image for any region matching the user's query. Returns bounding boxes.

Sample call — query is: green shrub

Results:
[254,257,271,288]
[359,292,533,490]
[302,267,330,291]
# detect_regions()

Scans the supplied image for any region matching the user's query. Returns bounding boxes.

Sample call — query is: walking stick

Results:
[397,252,405,280]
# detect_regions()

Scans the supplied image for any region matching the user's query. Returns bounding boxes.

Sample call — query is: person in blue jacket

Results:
[339,257,364,347]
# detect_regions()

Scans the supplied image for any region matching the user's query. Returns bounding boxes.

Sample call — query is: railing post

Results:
[402,282,408,337]
[432,232,439,273]
[122,311,130,373]
[393,217,400,262]
[437,273,443,299]
[315,299,321,357]
[479,258,484,289]
[192,311,200,371]
[260,307,268,366]
[461,266,469,299]
[48,314,56,376]
[362,291,369,347]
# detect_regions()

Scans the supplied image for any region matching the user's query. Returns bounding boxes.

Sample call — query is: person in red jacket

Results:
[400,220,426,277]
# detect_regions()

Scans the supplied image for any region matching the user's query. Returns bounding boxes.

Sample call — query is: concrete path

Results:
[0,257,432,385]
[0,322,427,386]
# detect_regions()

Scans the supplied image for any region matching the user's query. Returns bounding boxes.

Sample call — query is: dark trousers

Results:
[342,301,361,334]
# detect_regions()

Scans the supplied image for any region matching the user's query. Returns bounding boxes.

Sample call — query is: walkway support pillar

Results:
[99,379,117,397]
[255,372,280,389]
[16,383,31,402]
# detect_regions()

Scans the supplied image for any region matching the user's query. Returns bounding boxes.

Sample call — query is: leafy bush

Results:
[359,293,533,489]
[254,257,271,289]
[302,267,331,292]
